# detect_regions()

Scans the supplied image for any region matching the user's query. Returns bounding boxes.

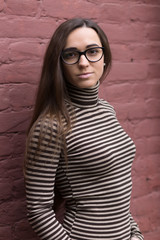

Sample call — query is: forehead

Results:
[64,27,102,49]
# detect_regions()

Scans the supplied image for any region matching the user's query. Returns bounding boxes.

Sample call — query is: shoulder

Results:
[28,115,59,142]
[98,98,116,116]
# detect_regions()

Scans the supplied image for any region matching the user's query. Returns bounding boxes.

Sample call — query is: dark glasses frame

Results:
[61,47,104,65]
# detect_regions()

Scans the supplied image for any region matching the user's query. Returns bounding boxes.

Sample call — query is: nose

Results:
[78,54,89,67]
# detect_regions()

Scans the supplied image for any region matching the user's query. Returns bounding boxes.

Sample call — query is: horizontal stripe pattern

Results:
[25,82,143,240]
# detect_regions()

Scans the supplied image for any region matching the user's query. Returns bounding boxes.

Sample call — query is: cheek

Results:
[96,61,104,77]
[63,65,72,78]
[62,65,76,83]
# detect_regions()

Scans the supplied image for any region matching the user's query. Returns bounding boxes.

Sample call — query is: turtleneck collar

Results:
[66,81,100,108]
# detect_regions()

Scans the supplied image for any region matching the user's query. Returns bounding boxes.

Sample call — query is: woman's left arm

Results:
[130,213,144,240]
[131,237,142,240]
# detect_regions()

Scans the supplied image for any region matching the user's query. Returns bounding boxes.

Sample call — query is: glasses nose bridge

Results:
[78,50,88,62]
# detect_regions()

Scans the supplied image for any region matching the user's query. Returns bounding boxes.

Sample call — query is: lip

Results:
[77,72,93,79]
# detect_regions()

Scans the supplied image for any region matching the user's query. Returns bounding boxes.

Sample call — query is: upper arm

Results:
[25,118,62,215]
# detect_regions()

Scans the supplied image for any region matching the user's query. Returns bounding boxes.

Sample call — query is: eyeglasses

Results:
[61,47,104,65]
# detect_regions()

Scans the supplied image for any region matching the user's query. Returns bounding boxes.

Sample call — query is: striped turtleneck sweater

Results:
[25,81,143,240]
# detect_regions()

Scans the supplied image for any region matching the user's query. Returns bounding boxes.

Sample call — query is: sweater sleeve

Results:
[130,213,144,240]
[25,119,71,240]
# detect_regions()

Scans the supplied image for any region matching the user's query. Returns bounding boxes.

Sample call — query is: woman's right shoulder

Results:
[29,115,58,138]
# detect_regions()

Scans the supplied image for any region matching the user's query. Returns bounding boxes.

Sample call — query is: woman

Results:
[25,18,143,240]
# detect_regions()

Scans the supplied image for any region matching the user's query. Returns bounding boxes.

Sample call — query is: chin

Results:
[75,79,98,89]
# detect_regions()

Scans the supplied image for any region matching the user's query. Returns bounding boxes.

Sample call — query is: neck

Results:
[66,81,99,108]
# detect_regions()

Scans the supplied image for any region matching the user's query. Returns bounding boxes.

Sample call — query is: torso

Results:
[55,97,135,240]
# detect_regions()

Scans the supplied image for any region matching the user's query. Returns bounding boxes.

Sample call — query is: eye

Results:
[62,51,78,59]
[87,48,100,56]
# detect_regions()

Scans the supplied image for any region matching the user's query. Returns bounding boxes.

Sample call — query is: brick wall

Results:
[0,0,159,239]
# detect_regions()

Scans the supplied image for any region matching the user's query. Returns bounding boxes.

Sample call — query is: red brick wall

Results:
[0,0,159,239]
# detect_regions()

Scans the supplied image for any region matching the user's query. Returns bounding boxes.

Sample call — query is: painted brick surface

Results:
[0,0,159,239]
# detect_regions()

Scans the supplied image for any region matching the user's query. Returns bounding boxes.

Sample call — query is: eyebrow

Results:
[63,44,100,52]
[86,44,100,48]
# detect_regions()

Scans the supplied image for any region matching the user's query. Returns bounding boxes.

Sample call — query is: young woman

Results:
[25,18,143,240]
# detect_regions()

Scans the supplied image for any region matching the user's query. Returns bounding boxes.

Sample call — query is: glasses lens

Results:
[86,47,103,62]
[62,50,79,64]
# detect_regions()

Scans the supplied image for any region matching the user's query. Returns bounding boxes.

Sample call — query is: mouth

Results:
[77,72,93,79]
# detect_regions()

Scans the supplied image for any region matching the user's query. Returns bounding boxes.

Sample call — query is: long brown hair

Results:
[26,18,112,163]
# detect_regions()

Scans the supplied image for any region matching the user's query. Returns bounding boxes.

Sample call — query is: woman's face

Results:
[62,27,104,88]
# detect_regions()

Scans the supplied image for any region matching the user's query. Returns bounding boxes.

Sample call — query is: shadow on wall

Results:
[0,108,40,239]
